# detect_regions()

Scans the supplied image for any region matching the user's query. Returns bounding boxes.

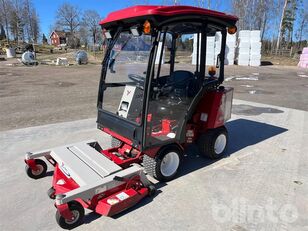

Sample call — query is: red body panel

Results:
[99,5,238,26]
[52,164,80,195]
[194,88,233,131]
[100,144,142,169]
[102,127,133,146]
[52,163,149,218]
[96,188,148,216]
[197,90,224,130]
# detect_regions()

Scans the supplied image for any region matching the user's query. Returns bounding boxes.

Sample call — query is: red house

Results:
[50,31,67,46]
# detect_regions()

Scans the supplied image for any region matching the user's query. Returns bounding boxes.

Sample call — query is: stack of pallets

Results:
[298,47,308,68]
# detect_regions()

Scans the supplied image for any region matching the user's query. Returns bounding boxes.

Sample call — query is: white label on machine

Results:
[117,85,137,118]
[116,192,130,201]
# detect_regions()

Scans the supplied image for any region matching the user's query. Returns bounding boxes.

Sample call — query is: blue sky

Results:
[33,0,231,36]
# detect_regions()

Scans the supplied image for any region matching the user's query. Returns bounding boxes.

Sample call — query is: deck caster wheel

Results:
[197,126,228,160]
[148,185,156,197]
[143,145,183,182]
[47,187,56,199]
[25,159,47,179]
[56,201,84,230]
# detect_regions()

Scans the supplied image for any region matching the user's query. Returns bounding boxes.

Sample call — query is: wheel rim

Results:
[31,165,44,176]
[65,210,80,225]
[160,152,180,177]
[214,134,227,155]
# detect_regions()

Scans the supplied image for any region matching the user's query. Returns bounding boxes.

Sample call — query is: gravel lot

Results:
[0,59,308,131]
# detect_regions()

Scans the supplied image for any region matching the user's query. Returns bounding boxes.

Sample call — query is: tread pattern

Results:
[143,154,157,178]
[111,137,122,147]
[197,126,228,159]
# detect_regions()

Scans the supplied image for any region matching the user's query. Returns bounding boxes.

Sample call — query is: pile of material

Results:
[192,34,216,66]
[75,51,88,65]
[225,33,236,65]
[236,30,261,66]
[192,33,235,66]
[56,57,69,66]
[207,36,215,65]
[236,30,251,66]
[6,48,16,58]
[249,30,261,66]
[21,51,38,66]
[298,48,308,68]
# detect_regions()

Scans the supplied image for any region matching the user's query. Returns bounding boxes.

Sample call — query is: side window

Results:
[155,32,172,78]
[174,34,193,71]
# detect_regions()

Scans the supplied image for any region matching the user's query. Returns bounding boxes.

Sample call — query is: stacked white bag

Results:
[249,30,261,66]
[225,33,236,65]
[236,30,251,66]
[214,32,222,65]
[206,36,215,65]
[192,34,215,66]
[214,32,236,65]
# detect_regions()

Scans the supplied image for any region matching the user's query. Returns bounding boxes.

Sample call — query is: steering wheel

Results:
[128,74,145,89]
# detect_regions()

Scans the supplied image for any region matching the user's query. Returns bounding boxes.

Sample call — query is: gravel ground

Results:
[0,59,308,131]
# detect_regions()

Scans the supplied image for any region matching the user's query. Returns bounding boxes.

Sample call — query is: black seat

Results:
[168,70,200,97]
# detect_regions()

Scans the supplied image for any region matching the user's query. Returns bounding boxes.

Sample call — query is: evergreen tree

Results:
[0,24,6,40]
[42,33,48,44]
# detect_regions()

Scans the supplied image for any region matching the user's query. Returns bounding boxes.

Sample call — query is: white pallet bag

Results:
[155,42,165,64]
[249,59,261,66]
[250,30,261,42]
[239,30,251,39]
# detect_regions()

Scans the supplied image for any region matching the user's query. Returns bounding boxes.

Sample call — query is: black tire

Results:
[197,126,228,160]
[47,187,56,199]
[111,137,122,147]
[143,145,183,182]
[147,184,157,197]
[25,159,47,179]
[56,201,84,230]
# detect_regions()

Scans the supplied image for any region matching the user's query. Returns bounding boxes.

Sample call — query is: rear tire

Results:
[56,201,84,230]
[197,126,228,160]
[25,159,47,179]
[143,145,183,182]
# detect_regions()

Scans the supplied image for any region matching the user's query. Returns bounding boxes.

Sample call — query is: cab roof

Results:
[99,5,238,29]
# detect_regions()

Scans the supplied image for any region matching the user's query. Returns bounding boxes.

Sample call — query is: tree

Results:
[0,24,6,40]
[42,33,48,44]
[82,10,101,45]
[0,0,11,43]
[56,3,80,34]
[296,2,308,49]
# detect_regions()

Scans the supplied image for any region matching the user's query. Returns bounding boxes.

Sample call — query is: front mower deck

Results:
[25,140,153,228]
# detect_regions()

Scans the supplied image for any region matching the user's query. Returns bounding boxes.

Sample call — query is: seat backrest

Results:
[169,70,194,89]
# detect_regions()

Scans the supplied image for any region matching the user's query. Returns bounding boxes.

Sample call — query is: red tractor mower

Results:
[24,5,238,229]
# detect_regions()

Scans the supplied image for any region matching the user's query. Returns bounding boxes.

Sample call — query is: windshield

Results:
[102,32,152,124]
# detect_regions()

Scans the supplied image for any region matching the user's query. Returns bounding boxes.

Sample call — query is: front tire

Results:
[56,201,84,230]
[25,159,47,179]
[197,126,228,159]
[143,145,183,182]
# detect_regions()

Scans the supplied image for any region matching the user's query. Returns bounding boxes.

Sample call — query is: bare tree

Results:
[296,2,308,49]
[82,10,101,45]
[275,0,288,54]
[195,0,205,8]
[10,0,26,43]
[24,0,39,43]
[56,3,80,34]
[0,0,11,43]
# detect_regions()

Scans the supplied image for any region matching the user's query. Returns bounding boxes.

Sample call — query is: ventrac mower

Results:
[24,5,238,229]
